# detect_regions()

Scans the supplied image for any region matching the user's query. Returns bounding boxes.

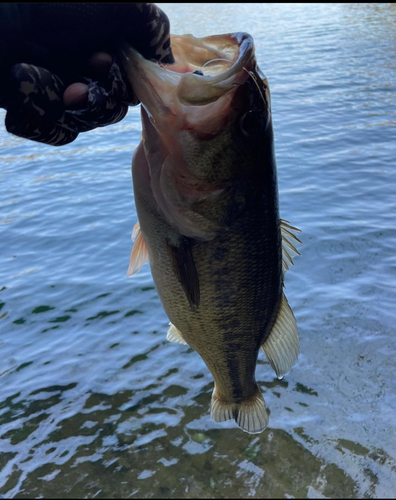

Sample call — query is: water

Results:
[0,3,395,498]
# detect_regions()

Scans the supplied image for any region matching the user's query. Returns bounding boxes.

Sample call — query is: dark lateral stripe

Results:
[226,351,246,401]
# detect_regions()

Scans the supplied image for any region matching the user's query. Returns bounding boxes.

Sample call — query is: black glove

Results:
[0,3,174,146]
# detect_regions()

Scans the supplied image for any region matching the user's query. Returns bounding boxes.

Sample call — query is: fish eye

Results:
[239,109,266,138]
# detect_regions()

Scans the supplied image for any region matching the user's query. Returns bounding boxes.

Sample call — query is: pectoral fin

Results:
[261,292,299,379]
[127,221,150,277]
[166,322,188,345]
[167,237,200,311]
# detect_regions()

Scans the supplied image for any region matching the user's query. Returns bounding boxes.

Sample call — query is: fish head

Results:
[121,32,275,240]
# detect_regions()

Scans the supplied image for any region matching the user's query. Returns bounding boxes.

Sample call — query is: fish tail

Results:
[210,385,269,434]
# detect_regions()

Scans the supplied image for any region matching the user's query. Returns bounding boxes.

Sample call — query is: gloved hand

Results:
[0,3,174,146]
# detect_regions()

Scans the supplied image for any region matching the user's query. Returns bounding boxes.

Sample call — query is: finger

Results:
[88,52,114,80]
[5,106,79,146]
[5,62,78,145]
[63,52,138,109]
[87,52,138,106]
[8,63,66,121]
[63,83,89,110]
[113,3,175,64]
[63,80,129,133]
[61,56,137,132]
[7,61,131,144]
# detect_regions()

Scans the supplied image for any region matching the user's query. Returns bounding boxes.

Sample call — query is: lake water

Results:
[1,3,395,498]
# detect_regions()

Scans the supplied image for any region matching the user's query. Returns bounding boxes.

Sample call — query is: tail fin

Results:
[210,385,269,434]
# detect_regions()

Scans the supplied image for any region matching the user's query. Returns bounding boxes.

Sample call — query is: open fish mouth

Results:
[120,33,262,136]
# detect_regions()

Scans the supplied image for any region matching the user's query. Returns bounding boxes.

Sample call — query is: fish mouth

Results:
[119,32,256,136]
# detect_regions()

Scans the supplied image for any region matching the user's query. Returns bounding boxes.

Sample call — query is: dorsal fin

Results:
[280,219,302,278]
[127,221,150,277]
[167,236,200,311]
[261,291,299,379]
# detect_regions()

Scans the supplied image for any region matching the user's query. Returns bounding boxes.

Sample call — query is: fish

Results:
[120,32,301,434]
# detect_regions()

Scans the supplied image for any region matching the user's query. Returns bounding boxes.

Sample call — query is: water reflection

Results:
[0,384,361,498]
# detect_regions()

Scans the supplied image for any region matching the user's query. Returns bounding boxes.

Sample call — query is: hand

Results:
[0,3,174,146]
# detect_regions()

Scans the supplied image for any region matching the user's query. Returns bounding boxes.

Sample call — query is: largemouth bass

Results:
[121,32,301,434]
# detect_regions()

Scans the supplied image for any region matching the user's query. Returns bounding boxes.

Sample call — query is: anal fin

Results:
[166,322,188,345]
[261,292,299,379]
